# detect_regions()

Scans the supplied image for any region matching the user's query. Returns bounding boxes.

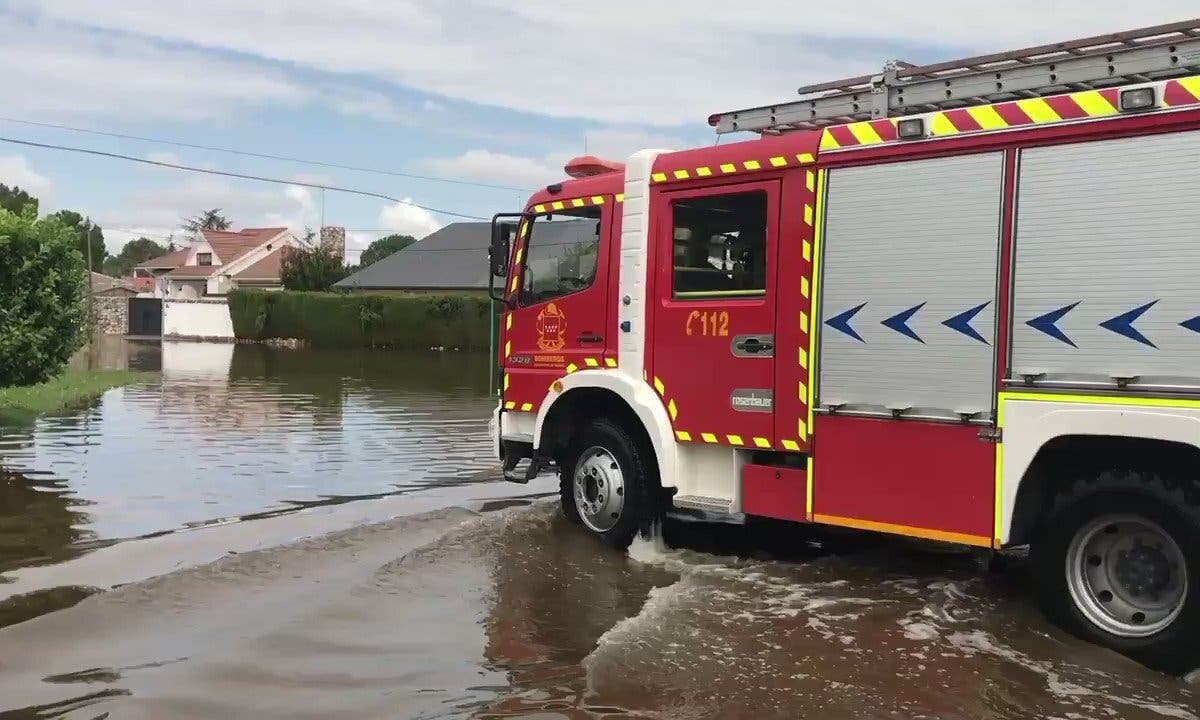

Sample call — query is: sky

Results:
[0,1,1191,263]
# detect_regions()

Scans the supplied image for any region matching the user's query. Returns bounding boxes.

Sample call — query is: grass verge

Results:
[0,370,157,423]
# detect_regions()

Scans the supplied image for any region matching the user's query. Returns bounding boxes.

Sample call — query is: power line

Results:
[0,136,488,221]
[0,116,531,193]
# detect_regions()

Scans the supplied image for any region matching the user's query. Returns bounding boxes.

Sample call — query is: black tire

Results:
[1031,468,1200,674]
[559,418,656,549]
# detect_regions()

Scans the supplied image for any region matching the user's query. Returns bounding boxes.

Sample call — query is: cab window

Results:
[672,191,767,298]
[518,207,601,306]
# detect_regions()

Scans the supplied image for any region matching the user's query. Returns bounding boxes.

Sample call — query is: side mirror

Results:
[489,220,514,277]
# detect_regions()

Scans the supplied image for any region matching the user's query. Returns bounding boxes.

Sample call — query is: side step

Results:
[500,439,549,484]
[669,495,745,525]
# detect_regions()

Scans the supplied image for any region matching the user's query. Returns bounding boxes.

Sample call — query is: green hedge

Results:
[228,290,497,350]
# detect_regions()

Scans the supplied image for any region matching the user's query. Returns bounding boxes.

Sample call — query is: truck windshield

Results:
[518,208,601,306]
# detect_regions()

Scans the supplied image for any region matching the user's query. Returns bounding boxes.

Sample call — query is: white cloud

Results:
[10,1,1188,125]
[422,150,562,189]
[0,155,54,207]
[379,199,443,239]
[145,151,182,166]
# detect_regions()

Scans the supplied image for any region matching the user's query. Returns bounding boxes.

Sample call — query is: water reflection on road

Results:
[0,339,1198,718]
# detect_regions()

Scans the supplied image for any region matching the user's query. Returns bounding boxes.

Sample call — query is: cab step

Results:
[669,495,745,525]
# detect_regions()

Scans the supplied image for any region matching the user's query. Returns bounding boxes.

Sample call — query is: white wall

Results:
[163,298,235,340]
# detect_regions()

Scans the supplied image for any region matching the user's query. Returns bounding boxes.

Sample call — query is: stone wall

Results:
[93,295,129,335]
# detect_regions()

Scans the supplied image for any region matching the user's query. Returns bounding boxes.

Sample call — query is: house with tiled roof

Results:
[134,227,301,298]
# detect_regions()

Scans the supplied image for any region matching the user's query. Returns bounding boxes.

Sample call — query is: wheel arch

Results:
[1002,397,1200,546]
[534,370,677,489]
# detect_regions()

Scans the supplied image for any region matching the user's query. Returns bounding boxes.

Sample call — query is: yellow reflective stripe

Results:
[514,247,524,264]
[965,104,1008,130]
[720,163,737,174]
[667,399,678,421]
[533,204,546,213]
[1179,76,1200,103]
[651,172,667,182]
[1016,97,1060,124]
[520,402,533,412]
[804,204,813,226]
[519,222,529,239]
[797,419,807,441]
[929,113,958,136]
[676,430,692,442]
[504,340,511,357]
[591,195,605,205]
[604,357,617,368]
[743,159,761,170]
[503,374,510,391]
[753,437,771,449]
[565,363,578,374]
[504,401,516,409]
[819,130,840,150]
[806,455,814,515]
[615,193,625,202]
[802,241,812,262]
[798,347,808,370]
[551,200,564,211]
[796,152,815,164]
[806,170,815,192]
[673,169,690,180]
[807,169,828,446]
[505,313,512,330]
[781,439,800,451]
[701,432,718,444]
[584,357,599,367]
[813,514,993,548]
[696,166,712,177]
[997,391,1200,410]
[798,380,806,399]
[1071,90,1118,117]
[994,441,1004,545]
[847,120,884,145]
[571,198,585,208]
[769,156,787,167]
[727,434,744,446]
[653,377,665,396]
[801,277,810,298]
[799,312,809,334]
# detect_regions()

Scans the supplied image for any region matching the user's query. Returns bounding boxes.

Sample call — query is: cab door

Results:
[502,201,612,414]
[650,182,779,448]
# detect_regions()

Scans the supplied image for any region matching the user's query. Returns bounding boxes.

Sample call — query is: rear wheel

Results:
[559,418,655,549]
[1032,469,1200,673]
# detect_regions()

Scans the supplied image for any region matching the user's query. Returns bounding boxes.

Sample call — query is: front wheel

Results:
[1032,470,1200,674]
[559,418,655,549]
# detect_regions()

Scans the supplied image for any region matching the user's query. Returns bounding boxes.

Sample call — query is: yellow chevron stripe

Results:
[701,432,718,444]
[798,380,806,399]
[584,357,599,367]
[727,434,744,446]
[847,120,884,145]
[965,104,1008,131]
[520,402,533,412]
[505,313,512,330]
[503,374,510,390]
[798,419,807,441]
[504,340,511,357]
[571,198,584,208]
[565,363,578,373]
[667,399,678,421]
[615,193,624,202]
[604,357,617,368]
[806,170,815,192]
[804,204,813,226]
[696,166,712,177]
[720,163,737,174]
[801,276,810,298]
[769,156,787,167]
[519,222,529,238]
[753,437,771,449]
[533,204,545,213]
[653,377,665,396]
[799,311,809,334]
[1179,76,1200,103]
[673,169,690,180]
[796,153,815,164]
[802,241,812,262]
[798,347,808,369]
[1071,90,1118,117]
[551,201,564,211]
[676,430,692,442]
[504,401,515,409]
[781,439,800,451]
[743,159,761,170]
[819,131,840,150]
[929,113,958,136]
[591,195,605,205]
[514,247,523,264]
[652,172,666,182]
[1016,97,1060,124]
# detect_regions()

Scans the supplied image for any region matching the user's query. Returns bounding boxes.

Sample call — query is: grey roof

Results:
[335,222,491,291]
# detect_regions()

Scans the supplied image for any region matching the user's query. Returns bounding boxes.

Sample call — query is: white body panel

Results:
[162,298,235,339]
[998,395,1200,543]
[533,369,679,489]
[616,150,662,381]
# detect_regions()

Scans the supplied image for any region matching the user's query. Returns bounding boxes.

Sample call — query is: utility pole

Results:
[82,218,94,330]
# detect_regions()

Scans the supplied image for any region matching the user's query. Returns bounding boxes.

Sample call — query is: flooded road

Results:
[1,340,1198,718]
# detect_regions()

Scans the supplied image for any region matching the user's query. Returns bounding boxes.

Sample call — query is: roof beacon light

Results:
[1120,87,1157,112]
[563,155,625,179]
[897,118,926,140]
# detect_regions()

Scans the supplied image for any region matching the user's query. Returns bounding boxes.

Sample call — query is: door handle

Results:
[577,333,604,344]
[732,334,774,357]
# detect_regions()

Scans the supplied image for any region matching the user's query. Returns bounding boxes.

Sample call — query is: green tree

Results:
[359,233,417,268]
[182,208,231,233]
[102,237,166,277]
[0,208,88,387]
[0,184,38,215]
[281,245,350,291]
[48,210,106,269]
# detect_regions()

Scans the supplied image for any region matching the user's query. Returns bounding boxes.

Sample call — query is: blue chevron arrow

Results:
[1100,300,1158,348]
[942,302,990,344]
[1027,302,1080,347]
[1181,315,1200,336]
[826,302,867,342]
[881,303,926,343]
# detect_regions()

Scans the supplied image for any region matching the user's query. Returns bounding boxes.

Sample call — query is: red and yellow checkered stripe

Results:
[651,153,815,185]
[531,194,622,214]
[821,76,1200,151]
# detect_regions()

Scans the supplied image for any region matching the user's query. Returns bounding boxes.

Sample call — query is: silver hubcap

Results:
[573,446,625,533]
[1066,514,1187,637]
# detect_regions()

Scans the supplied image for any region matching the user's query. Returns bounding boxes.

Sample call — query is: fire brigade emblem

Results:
[536,303,567,351]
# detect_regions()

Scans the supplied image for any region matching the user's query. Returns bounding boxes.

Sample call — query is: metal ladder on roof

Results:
[710,19,1200,135]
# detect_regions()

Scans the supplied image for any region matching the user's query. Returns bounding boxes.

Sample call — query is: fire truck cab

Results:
[489,20,1200,672]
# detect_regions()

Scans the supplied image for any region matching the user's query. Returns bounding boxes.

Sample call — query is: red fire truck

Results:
[489,20,1200,672]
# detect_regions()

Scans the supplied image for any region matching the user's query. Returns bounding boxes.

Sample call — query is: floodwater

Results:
[1,340,1197,719]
